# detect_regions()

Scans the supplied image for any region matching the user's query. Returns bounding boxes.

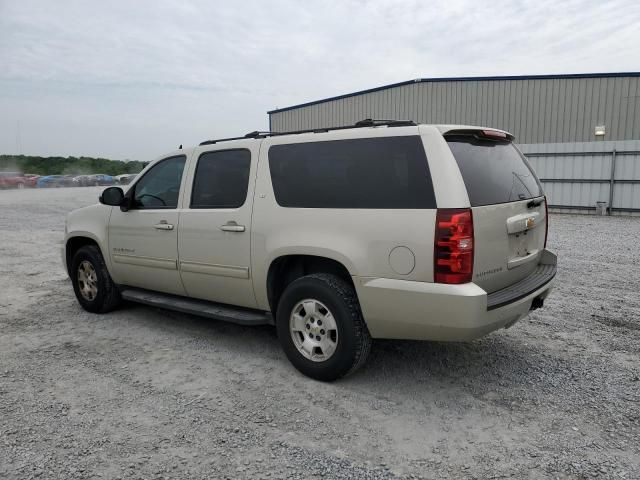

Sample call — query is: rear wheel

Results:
[70,245,121,313]
[276,273,371,381]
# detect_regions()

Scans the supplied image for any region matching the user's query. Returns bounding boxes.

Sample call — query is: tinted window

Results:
[133,155,186,209]
[268,136,435,209]
[446,135,543,206]
[191,150,251,208]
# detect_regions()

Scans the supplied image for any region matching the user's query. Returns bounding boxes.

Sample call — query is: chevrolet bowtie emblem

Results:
[526,217,535,229]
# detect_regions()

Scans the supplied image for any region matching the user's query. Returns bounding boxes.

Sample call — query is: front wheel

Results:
[276,273,372,381]
[70,245,121,313]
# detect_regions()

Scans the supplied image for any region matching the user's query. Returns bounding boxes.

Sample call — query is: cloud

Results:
[0,0,638,159]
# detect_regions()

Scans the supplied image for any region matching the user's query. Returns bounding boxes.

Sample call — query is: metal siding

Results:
[596,77,607,137]
[431,82,439,123]
[615,184,640,209]
[568,79,577,143]
[459,80,467,124]
[534,80,544,142]
[610,78,622,140]
[504,80,512,132]
[587,79,598,140]
[520,140,640,214]
[514,80,523,141]
[619,78,631,137]
[631,79,639,139]
[545,79,554,142]
[627,78,636,139]
[481,81,489,126]
[269,76,640,143]
[576,79,587,142]
[615,152,640,180]
[488,81,497,127]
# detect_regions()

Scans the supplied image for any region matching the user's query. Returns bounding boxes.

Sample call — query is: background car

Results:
[23,174,40,187]
[0,172,28,189]
[73,175,91,187]
[115,174,136,185]
[36,175,74,188]
[86,174,114,186]
[63,174,76,185]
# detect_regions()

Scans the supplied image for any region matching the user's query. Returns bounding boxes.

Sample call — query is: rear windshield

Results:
[268,136,436,209]
[446,134,542,206]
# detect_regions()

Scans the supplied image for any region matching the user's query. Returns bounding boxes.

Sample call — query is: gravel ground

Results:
[1,187,639,480]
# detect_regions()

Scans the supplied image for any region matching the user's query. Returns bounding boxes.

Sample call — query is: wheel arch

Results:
[266,254,356,314]
[65,234,107,276]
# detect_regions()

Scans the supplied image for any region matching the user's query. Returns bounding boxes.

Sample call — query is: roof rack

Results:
[354,118,416,127]
[199,119,416,146]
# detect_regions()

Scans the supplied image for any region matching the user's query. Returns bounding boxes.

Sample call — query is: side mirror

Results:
[99,186,125,206]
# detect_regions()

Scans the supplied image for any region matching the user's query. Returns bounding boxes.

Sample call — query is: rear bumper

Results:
[355,249,557,341]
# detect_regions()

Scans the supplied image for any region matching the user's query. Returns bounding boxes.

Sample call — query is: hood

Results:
[67,202,105,221]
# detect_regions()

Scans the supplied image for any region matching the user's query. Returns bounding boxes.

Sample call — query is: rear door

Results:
[177,144,258,309]
[445,130,546,293]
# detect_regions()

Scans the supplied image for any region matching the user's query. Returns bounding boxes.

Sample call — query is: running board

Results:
[120,287,273,326]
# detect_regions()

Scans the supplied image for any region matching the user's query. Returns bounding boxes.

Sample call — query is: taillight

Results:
[434,208,474,284]
[544,195,549,248]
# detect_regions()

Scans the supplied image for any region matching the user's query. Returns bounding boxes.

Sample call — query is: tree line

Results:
[0,155,148,176]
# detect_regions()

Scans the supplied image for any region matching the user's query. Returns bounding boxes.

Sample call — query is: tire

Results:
[17,183,25,189]
[276,273,372,381]
[70,245,121,313]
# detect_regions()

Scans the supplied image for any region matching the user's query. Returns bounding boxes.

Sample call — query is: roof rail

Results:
[354,118,416,127]
[244,130,271,138]
[199,119,416,146]
[199,130,274,145]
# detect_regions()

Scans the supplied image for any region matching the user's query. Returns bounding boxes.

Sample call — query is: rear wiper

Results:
[527,198,544,208]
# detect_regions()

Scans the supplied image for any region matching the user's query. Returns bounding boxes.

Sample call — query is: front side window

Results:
[132,155,186,209]
[190,149,251,209]
[268,136,436,209]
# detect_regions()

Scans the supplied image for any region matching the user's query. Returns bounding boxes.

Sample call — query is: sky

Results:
[1,0,639,161]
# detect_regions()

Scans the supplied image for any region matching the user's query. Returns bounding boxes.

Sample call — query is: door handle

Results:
[220,222,245,232]
[154,221,174,230]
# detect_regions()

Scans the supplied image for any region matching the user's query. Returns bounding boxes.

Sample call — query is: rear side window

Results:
[268,136,436,209]
[446,134,543,206]
[191,149,251,208]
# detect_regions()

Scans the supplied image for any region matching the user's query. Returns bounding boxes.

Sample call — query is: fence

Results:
[520,140,640,216]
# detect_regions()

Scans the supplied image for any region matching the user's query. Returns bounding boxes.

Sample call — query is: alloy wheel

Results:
[289,299,339,362]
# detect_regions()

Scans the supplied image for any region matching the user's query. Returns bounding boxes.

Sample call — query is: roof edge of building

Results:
[267,72,640,114]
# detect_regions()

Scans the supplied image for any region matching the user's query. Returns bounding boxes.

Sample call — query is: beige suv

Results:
[63,120,556,381]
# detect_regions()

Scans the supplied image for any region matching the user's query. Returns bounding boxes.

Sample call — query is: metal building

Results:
[267,73,640,215]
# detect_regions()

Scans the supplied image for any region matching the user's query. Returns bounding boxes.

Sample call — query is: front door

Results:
[108,154,187,295]
[178,145,258,308]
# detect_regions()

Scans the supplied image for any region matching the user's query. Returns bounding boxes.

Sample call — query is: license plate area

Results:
[506,212,541,269]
